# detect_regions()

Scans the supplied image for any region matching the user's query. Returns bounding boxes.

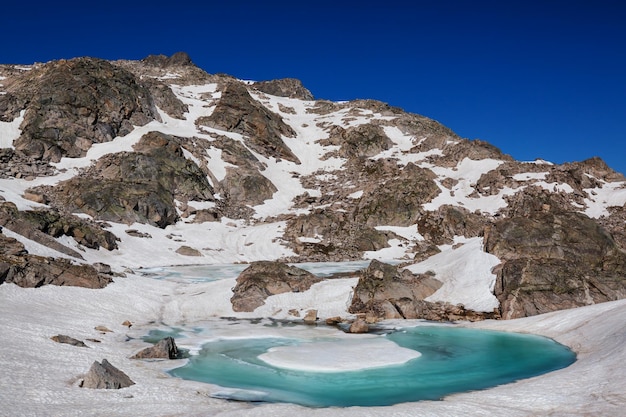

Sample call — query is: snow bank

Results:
[406,237,500,312]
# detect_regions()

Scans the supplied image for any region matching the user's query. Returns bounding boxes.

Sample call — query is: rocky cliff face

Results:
[0,52,624,320]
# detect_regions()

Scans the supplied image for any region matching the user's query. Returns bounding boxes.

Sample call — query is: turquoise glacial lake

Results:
[167,325,576,407]
[142,263,576,407]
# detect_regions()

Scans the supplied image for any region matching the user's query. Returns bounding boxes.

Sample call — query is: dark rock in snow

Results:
[199,81,300,163]
[131,337,179,360]
[50,335,88,348]
[26,131,214,228]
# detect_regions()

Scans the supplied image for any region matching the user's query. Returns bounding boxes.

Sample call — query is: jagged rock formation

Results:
[80,359,134,389]
[0,249,112,288]
[253,78,314,100]
[485,200,626,319]
[0,202,118,254]
[230,261,323,312]
[199,81,300,163]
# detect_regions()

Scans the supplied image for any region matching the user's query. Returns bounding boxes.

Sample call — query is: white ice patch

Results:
[584,181,626,218]
[259,337,421,372]
[0,109,25,148]
[406,237,500,312]
[374,224,424,241]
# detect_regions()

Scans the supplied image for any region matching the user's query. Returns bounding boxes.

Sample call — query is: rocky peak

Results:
[141,52,194,68]
[2,57,158,162]
[253,78,314,100]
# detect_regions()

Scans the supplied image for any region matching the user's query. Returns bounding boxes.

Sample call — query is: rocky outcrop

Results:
[81,359,134,389]
[3,57,157,162]
[0,230,27,257]
[0,253,112,288]
[198,81,300,163]
[348,260,443,320]
[230,261,323,312]
[426,138,511,168]
[131,337,179,359]
[26,131,214,228]
[253,78,314,100]
[598,205,626,250]
[417,205,488,245]
[485,207,626,319]
[221,167,277,206]
[326,124,394,159]
[141,52,194,68]
[140,77,188,119]
[283,209,390,261]
[354,163,440,227]
[0,202,118,252]
[0,148,54,180]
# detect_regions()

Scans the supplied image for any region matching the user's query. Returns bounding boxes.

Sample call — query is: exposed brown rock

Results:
[230,261,323,312]
[5,58,157,162]
[485,210,626,319]
[27,131,214,228]
[354,163,440,227]
[348,318,369,333]
[417,205,488,245]
[326,124,394,159]
[199,81,300,163]
[0,252,112,289]
[303,309,318,324]
[175,246,202,257]
[50,335,88,348]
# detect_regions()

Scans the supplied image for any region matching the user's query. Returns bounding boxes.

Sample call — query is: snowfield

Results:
[1,269,625,417]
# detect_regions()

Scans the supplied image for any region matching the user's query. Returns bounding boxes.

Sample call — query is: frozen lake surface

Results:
[141,263,576,407]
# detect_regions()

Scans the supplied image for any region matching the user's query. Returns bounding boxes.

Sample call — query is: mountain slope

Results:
[1,53,625,319]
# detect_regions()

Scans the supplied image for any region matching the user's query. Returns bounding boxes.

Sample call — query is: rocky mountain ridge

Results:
[1,52,625,320]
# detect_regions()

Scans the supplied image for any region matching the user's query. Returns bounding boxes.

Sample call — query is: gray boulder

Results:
[131,337,179,360]
[81,359,134,389]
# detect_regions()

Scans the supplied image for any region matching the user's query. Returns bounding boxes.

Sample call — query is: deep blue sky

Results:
[3,1,625,174]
